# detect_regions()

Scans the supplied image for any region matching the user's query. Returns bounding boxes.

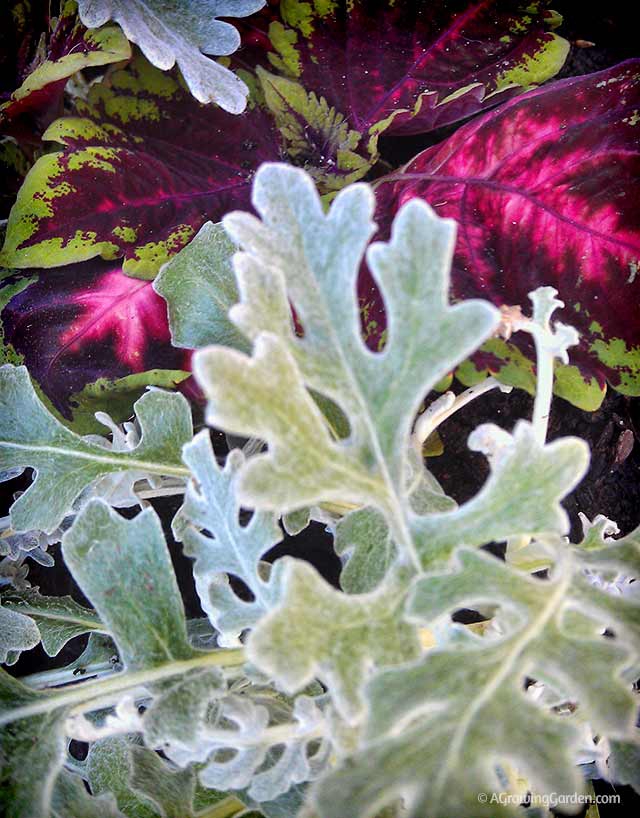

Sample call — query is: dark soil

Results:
[429,386,640,541]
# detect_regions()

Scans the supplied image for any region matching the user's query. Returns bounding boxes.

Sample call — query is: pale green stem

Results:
[135,485,187,500]
[22,660,117,690]
[414,377,511,445]
[196,796,248,818]
[530,329,555,446]
[3,648,245,727]
[0,442,190,479]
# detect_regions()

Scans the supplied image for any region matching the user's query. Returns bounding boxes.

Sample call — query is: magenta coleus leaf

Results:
[0,55,284,277]
[0,261,188,426]
[241,0,569,139]
[366,60,640,408]
[0,1,130,140]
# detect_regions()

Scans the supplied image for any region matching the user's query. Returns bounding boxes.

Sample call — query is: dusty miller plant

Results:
[0,164,639,818]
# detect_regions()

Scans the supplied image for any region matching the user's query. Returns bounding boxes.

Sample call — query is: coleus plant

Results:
[1,1,639,424]
[1,165,639,818]
[5,0,622,425]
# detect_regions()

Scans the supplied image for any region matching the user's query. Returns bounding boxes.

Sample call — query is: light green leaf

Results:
[608,736,640,791]
[195,164,499,569]
[62,500,195,670]
[197,692,328,803]
[0,365,192,533]
[248,558,420,722]
[146,672,327,805]
[334,507,394,594]
[77,0,265,113]
[412,420,589,568]
[174,431,284,645]
[154,222,249,353]
[282,507,311,536]
[336,451,456,593]
[315,543,640,818]
[87,736,199,818]
[51,770,124,818]
[1,589,104,657]
[0,602,40,664]
[0,671,70,818]
[0,503,244,818]
[142,667,226,766]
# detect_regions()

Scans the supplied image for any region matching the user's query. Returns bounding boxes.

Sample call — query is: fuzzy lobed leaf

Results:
[173,430,284,645]
[412,420,589,569]
[0,499,237,818]
[62,500,196,670]
[0,602,40,664]
[77,0,265,112]
[315,535,640,818]
[248,558,420,722]
[154,221,249,353]
[194,163,499,524]
[0,364,192,532]
[87,736,203,818]
[0,588,104,657]
[0,671,71,818]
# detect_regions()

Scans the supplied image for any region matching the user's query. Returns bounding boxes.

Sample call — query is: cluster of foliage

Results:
[0,0,639,429]
[0,2,639,817]
[1,162,640,818]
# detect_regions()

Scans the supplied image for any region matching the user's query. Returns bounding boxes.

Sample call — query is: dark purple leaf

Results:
[0,1,130,140]
[1,261,189,427]
[239,0,569,137]
[0,55,283,277]
[365,60,640,408]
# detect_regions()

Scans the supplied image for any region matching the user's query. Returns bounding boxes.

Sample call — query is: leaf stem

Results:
[0,441,191,479]
[196,796,248,818]
[21,660,117,690]
[414,377,511,445]
[2,648,245,727]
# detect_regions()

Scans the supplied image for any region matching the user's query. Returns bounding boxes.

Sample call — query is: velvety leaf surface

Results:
[0,365,192,533]
[372,60,640,404]
[0,56,282,277]
[241,0,568,138]
[413,420,588,569]
[0,602,40,664]
[195,165,498,525]
[52,770,125,818]
[248,558,420,723]
[0,671,70,818]
[1,260,189,420]
[196,692,328,802]
[77,0,265,112]
[173,431,284,646]
[0,502,244,818]
[0,588,104,657]
[87,736,205,818]
[62,500,196,670]
[316,539,640,818]
[154,221,249,353]
[0,1,131,136]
